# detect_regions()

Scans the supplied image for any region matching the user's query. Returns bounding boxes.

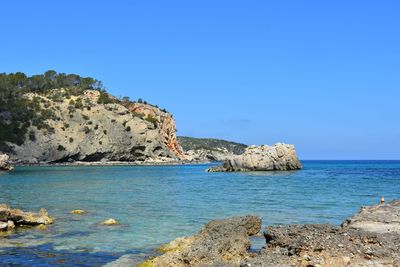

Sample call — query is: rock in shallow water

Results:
[0,204,53,231]
[207,143,302,172]
[101,218,119,225]
[70,209,87,215]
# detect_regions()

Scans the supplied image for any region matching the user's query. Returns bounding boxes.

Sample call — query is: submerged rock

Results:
[140,201,400,266]
[208,143,302,172]
[70,209,87,215]
[0,204,53,231]
[0,154,13,171]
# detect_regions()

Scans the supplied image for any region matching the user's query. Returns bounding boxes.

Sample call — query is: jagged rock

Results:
[208,143,302,172]
[140,201,400,267]
[143,215,261,266]
[0,204,53,231]
[0,222,8,231]
[0,154,13,171]
[5,90,184,164]
[6,220,15,230]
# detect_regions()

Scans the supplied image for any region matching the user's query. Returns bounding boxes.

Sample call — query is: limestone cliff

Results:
[128,103,184,158]
[2,89,183,164]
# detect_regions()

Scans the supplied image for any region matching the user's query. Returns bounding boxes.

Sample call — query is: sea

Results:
[0,160,399,266]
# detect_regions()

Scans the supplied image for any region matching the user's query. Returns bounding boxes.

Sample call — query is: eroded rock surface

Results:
[5,90,184,164]
[342,199,400,234]
[140,200,400,267]
[144,215,261,267]
[0,154,13,171]
[0,204,53,231]
[208,143,302,172]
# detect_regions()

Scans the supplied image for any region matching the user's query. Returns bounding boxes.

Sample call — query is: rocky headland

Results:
[10,90,184,164]
[0,72,303,167]
[208,143,302,172]
[137,200,400,267]
[0,71,185,164]
[178,136,247,162]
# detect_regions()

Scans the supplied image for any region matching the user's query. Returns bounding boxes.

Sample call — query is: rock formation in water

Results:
[208,143,302,172]
[138,200,400,267]
[0,204,53,231]
[0,154,13,171]
[1,88,184,164]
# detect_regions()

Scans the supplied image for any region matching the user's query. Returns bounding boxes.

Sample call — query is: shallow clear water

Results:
[0,161,399,266]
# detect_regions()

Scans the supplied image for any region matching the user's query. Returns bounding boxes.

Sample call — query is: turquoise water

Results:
[0,161,399,266]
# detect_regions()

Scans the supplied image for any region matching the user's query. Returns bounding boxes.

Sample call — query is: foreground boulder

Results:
[208,143,302,172]
[141,215,261,266]
[0,154,13,171]
[139,200,400,267]
[0,204,53,231]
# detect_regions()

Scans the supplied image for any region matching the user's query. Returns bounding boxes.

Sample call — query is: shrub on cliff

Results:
[145,115,158,128]
[97,92,115,104]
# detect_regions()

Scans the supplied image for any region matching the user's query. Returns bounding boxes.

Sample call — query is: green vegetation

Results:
[145,115,158,127]
[0,71,104,149]
[0,70,170,151]
[177,136,247,154]
[97,92,114,104]
[0,70,103,97]
[83,126,91,134]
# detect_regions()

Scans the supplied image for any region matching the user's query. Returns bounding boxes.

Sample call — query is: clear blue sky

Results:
[1,1,399,159]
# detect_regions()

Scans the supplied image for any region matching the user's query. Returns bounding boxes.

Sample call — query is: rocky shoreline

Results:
[133,200,400,267]
[12,159,215,167]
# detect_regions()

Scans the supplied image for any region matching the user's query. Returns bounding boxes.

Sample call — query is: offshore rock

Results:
[208,143,302,172]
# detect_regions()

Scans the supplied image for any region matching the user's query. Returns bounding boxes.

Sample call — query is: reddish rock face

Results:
[129,103,184,159]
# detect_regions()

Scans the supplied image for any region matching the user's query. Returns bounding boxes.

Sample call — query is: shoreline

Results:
[134,200,400,267]
[13,160,216,167]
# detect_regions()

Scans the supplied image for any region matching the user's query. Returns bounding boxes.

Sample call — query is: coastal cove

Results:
[0,161,399,266]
